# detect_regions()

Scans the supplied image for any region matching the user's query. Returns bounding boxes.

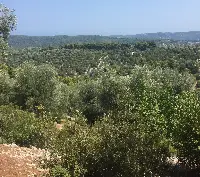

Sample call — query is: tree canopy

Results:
[0,3,17,40]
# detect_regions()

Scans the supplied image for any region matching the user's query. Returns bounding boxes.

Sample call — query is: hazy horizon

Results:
[3,0,200,36]
[8,30,200,37]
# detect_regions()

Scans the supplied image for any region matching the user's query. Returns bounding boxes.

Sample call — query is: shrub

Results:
[46,117,170,177]
[0,105,56,148]
[74,80,103,123]
[49,165,71,177]
[197,80,200,88]
[167,92,200,167]
[0,69,15,105]
[14,62,58,113]
[0,37,9,63]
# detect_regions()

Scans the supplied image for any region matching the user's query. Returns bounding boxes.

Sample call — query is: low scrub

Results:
[0,105,56,148]
[45,118,170,177]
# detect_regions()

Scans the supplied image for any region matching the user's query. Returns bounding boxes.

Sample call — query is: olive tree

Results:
[14,62,59,114]
[0,69,15,105]
[0,3,17,40]
[0,37,9,63]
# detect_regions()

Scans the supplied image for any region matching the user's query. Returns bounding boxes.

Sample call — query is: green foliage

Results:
[14,62,58,112]
[0,37,9,63]
[0,68,15,105]
[63,43,131,51]
[45,118,170,177]
[1,39,200,175]
[7,43,200,79]
[8,35,137,48]
[0,3,17,40]
[49,165,71,177]
[2,1,200,174]
[134,41,156,51]
[8,47,107,76]
[78,81,102,123]
[9,32,200,48]
[166,92,200,167]
[0,105,56,148]
[197,80,200,88]
[52,81,77,118]
[68,65,195,124]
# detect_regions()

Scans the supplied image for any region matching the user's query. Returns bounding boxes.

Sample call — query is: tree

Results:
[0,69,15,105]
[0,37,9,63]
[0,3,17,40]
[14,62,58,113]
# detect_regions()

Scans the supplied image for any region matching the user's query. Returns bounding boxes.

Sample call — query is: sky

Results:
[1,0,200,36]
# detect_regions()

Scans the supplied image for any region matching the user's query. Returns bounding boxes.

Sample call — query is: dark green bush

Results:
[194,73,200,80]
[197,80,200,88]
[0,69,15,105]
[73,81,103,123]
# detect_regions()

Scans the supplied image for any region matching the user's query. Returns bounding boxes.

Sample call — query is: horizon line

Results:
[9,30,200,37]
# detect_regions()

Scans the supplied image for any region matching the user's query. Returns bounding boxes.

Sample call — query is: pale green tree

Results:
[0,3,17,40]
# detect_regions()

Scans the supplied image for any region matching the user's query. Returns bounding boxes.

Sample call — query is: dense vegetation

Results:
[8,31,200,48]
[2,38,200,176]
[1,3,200,177]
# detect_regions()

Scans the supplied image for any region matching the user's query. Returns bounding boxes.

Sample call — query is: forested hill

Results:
[9,31,200,48]
[8,35,135,48]
[113,31,200,40]
[132,31,200,41]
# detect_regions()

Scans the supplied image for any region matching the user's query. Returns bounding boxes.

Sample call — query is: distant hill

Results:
[128,31,200,41]
[8,35,131,48]
[8,31,200,48]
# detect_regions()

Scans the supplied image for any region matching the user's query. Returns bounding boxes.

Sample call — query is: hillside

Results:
[8,31,200,48]
[126,31,200,41]
[8,35,135,48]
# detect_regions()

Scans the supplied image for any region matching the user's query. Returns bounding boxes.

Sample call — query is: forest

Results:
[8,31,200,48]
[1,3,200,177]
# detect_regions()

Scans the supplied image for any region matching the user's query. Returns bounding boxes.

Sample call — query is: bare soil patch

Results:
[0,144,48,177]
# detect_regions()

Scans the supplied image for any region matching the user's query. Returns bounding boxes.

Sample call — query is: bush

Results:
[0,37,9,63]
[0,105,56,148]
[14,62,58,113]
[46,117,170,177]
[0,69,15,105]
[49,165,71,177]
[74,80,103,123]
[197,80,200,88]
[167,92,200,167]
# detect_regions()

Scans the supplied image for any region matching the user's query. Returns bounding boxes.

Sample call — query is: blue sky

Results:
[2,0,200,36]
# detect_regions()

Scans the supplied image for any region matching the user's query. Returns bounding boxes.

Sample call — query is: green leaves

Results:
[46,118,170,177]
[14,62,58,112]
[2,39,200,175]
[0,105,56,148]
[0,68,15,105]
[0,3,17,40]
[167,92,200,167]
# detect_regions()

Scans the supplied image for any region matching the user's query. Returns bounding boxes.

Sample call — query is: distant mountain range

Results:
[120,31,200,41]
[8,31,200,48]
